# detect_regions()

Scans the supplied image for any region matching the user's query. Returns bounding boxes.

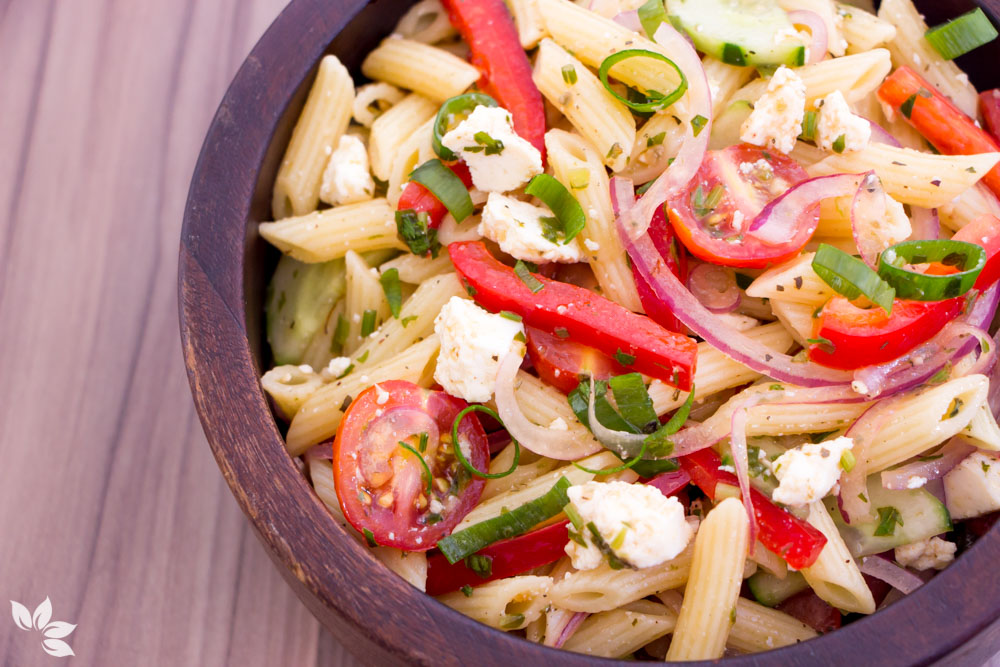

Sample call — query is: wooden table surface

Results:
[0,1,359,664]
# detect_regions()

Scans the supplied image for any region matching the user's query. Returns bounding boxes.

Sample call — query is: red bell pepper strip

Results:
[397,161,473,230]
[631,204,688,333]
[448,241,698,390]
[981,90,1000,143]
[877,67,1000,199]
[440,0,547,160]
[680,448,827,570]
[525,326,630,395]
[953,214,1000,289]
[426,519,569,595]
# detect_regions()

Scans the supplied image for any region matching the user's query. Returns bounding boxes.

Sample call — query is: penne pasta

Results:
[361,37,480,103]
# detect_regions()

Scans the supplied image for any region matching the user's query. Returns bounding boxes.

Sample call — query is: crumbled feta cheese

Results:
[429,498,444,515]
[549,417,568,431]
[772,436,854,507]
[583,238,600,252]
[441,106,542,193]
[852,380,870,395]
[739,159,773,178]
[374,383,390,405]
[321,356,352,380]
[731,210,745,231]
[906,475,928,489]
[943,451,1000,519]
[740,66,806,154]
[320,134,375,205]
[894,537,956,571]
[565,481,693,571]
[433,297,525,402]
[815,90,871,153]
[479,193,584,263]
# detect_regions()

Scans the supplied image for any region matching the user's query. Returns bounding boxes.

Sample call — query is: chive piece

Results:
[690,114,708,137]
[646,132,667,148]
[514,260,544,293]
[379,268,403,318]
[812,243,895,313]
[465,554,493,578]
[360,309,377,337]
[561,64,578,85]
[614,348,637,366]
[840,449,856,472]
[799,109,818,142]
[408,159,474,222]
[525,174,586,243]
[499,310,523,322]
[500,613,525,629]
[437,477,573,563]
[637,0,667,37]
[460,584,474,597]
[925,8,998,60]
[432,92,499,161]
[587,522,630,569]
[900,94,918,119]
[395,209,440,257]
[418,432,429,453]
[400,315,418,328]
[357,350,369,363]
[451,405,520,479]
[333,313,349,350]
[564,503,584,530]
[598,49,688,113]
[399,441,432,496]
[873,506,903,537]
[362,528,377,547]
[877,239,985,301]
[832,134,846,154]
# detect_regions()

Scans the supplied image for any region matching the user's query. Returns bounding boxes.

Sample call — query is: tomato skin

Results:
[667,144,818,269]
[631,205,688,332]
[953,214,1000,290]
[448,241,697,390]
[397,162,473,230]
[680,448,827,570]
[333,381,489,551]
[526,326,629,395]
[878,67,1000,199]
[808,296,964,370]
[982,90,1000,143]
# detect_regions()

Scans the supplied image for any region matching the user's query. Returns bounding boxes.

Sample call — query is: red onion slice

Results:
[730,402,760,549]
[840,402,890,523]
[954,323,996,376]
[552,611,588,649]
[688,262,741,313]
[880,436,977,490]
[495,352,603,460]
[611,10,642,32]
[860,555,924,594]
[303,442,334,461]
[908,206,940,241]
[646,469,691,495]
[617,24,712,241]
[749,172,865,245]
[866,118,901,147]
[989,331,1000,418]
[852,172,908,268]
[787,10,828,65]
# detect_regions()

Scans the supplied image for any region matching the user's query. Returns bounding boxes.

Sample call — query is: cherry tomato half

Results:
[667,144,817,268]
[808,296,965,370]
[952,214,1000,290]
[333,380,489,550]
[525,326,629,395]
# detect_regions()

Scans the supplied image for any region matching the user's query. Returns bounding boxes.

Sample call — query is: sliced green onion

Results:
[840,449,856,473]
[357,350,369,363]
[568,379,635,434]
[432,93,498,161]
[408,159,474,222]
[587,521,630,569]
[925,8,998,60]
[561,64,578,85]
[362,528,377,547]
[608,373,658,432]
[635,180,655,196]
[691,114,708,137]
[598,49,688,113]
[469,131,504,155]
[514,260,544,293]
[525,174,586,244]
[564,502,584,530]
[637,0,667,37]
[568,168,590,189]
[333,313,349,351]
[499,310,522,322]
[451,405,520,479]
[877,239,985,301]
[812,243,895,313]
[360,309,377,337]
[395,209,440,257]
[630,458,681,477]
[436,477,573,563]
[465,554,493,577]
[832,134,846,154]
[379,268,402,318]
[644,385,695,457]
[799,110,817,142]
[398,441,432,496]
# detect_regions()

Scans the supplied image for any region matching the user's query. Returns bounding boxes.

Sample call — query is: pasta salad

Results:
[258,0,1000,658]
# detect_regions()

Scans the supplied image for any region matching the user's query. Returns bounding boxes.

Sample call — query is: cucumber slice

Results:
[747,570,808,607]
[666,0,807,67]
[709,100,753,151]
[266,255,347,365]
[823,475,953,558]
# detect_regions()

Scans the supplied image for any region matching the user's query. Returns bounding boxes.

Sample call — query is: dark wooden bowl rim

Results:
[179,0,1000,664]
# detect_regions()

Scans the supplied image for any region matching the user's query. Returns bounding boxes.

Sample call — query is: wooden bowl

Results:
[180,0,1000,663]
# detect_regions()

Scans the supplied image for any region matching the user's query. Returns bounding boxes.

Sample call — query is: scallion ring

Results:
[597,49,688,113]
[524,174,586,243]
[408,158,474,222]
[877,239,986,301]
[432,93,498,161]
[451,405,520,479]
[812,243,896,313]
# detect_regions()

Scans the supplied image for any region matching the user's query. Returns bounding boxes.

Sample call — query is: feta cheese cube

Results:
[320,134,375,205]
[894,536,956,571]
[943,451,1000,520]
[740,66,806,155]
[433,297,525,403]
[565,481,693,571]
[772,436,854,507]
[815,90,871,153]
[479,193,584,264]
[441,106,542,193]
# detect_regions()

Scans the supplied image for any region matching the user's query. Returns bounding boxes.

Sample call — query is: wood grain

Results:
[0,1,356,664]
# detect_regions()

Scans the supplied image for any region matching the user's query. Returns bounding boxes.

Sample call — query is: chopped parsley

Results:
[873,506,903,537]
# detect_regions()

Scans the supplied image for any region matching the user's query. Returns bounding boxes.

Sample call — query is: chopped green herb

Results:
[499,310,523,322]
[466,131,504,155]
[500,613,525,629]
[615,348,637,365]
[379,268,402,318]
[460,584,474,597]
[832,134,846,154]
[840,449,856,472]
[874,506,903,537]
[807,336,835,350]
[466,554,494,578]
[357,350,369,363]
[554,327,570,339]
[647,131,667,147]
[395,209,440,257]
[400,315,418,328]
[333,313,349,350]
[900,94,918,119]
[362,528,378,547]
[691,114,708,136]
[399,441,433,496]
[514,260,544,293]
